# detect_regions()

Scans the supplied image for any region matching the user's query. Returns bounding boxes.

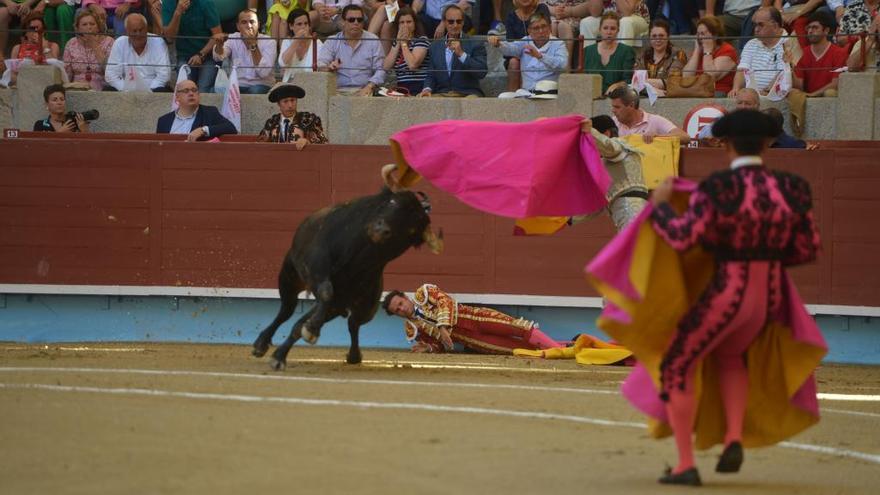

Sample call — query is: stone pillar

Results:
[14,65,64,130]
[557,73,599,117]
[836,72,880,140]
[296,71,335,128]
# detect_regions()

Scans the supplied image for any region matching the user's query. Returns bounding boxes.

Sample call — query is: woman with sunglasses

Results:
[9,14,60,87]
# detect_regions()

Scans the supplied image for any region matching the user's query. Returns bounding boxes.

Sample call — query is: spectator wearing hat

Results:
[792,10,847,97]
[258,82,329,147]
[487,11,568,93]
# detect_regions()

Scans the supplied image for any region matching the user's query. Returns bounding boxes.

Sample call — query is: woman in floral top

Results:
[580,0,650,46]
[63,9,113,91]
[635,17,688,92]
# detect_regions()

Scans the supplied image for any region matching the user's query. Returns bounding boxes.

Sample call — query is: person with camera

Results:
[33,83,94,132]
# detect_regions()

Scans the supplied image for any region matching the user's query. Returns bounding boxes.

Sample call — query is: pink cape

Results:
[390,115,610,218]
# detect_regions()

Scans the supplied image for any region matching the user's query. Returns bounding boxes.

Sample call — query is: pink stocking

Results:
[527,328,564,349]
[665,389,697,473]
[715,354,749,446]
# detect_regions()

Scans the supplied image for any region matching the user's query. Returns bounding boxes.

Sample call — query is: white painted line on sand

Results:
[817,393,880,402]
[0,367,621,395]
[0,382,641,429]
[2,381,879,466]
[822,408,880,419]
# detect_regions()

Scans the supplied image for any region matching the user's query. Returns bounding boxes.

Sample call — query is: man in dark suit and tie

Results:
[418,5,488,97]
[156,79,238,142]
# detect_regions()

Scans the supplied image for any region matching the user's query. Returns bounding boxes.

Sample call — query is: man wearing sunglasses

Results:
[317,3,386,96]
[419,4,487,97]
[419,0,475,39]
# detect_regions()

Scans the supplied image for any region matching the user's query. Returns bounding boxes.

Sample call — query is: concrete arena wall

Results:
[3,66,879,142]
[2,294,878,364]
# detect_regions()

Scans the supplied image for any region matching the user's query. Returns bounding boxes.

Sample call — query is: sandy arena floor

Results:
[1,343,878,494]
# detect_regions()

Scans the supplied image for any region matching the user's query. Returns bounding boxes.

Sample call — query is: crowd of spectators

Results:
[1,0,876,141]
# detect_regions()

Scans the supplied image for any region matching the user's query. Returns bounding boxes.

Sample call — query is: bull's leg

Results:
[345,290,381,365]
[268,306,316,371]
[301,280,333,345]
[346,319,362,365]
[253,256,303,357]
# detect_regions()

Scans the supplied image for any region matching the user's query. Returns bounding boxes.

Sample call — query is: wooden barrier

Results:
[2,136,879,307]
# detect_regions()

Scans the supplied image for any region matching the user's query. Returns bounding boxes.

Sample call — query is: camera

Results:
[65,109,100,122]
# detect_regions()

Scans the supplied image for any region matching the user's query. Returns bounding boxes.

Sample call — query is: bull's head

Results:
[381,164,444,255]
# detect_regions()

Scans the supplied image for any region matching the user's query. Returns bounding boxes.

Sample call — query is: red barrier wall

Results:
[2,136,879,306]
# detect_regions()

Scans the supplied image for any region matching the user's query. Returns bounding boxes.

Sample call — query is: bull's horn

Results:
[423,227,444,255]
[381,164,401,191]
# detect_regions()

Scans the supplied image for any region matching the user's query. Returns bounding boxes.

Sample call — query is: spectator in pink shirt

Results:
[80,0,141,35]
[63,8,114,90]
[608,85,690,141]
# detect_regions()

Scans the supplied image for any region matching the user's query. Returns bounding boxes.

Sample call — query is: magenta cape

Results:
[389,115,610,218]
[584,179,827,448]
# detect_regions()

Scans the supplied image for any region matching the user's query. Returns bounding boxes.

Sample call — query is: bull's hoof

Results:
[346,351,362,365]
[268,358,287,371]
[252,341,270,358]
[302,327,319,345]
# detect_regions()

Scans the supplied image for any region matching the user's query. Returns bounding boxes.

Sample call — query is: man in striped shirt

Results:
[730,6,800,97]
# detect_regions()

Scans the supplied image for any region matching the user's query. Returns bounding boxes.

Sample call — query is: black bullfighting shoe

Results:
[716,441,744,473]
[659,467,702,487]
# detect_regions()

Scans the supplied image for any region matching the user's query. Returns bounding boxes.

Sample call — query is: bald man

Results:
[156,79,237,142]
[105,14,171,92]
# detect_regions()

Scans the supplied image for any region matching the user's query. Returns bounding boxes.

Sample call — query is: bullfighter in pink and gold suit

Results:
[382,284,564,354]
[588,109,826,487]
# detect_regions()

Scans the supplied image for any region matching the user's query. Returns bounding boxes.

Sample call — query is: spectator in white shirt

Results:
[213,9,277,94]
[104,14,171,92]
[279,8,324,82]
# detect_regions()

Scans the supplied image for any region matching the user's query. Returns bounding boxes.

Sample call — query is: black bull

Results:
[252,187,443,370]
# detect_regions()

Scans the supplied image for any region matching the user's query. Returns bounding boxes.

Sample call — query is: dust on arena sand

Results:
[1,343,878,494]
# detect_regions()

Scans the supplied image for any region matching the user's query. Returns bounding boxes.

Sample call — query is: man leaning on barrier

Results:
[258,82,329,147]
[156,79,237,141]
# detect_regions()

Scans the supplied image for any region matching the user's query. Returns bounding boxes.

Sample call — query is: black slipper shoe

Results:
[716,441,744,473]
[659,467,702,486]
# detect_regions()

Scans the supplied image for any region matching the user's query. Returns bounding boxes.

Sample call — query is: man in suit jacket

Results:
[156,79,238,142]
[419,5,488,97]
